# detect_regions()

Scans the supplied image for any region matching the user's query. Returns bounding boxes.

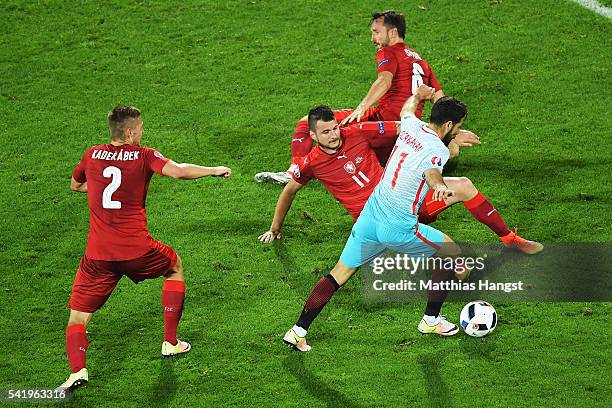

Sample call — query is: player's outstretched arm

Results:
[70,177,87,193]
[161,160,231,180]
[258,179,304,243]
[447,130,481,159]
[400,85,435,117]
[340,72,393,126]
[453,130,481,147]
[424,168,455,201]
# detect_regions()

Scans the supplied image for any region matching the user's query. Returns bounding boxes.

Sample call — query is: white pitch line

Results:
[572,0,612,18]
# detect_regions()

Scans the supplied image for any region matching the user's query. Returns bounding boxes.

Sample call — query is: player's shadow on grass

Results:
[417,351,453,408]
[283,353,365,408]
[459,335,497,362]
[273,239,299,280]
[60,392,94,408]
[149,358,178,405]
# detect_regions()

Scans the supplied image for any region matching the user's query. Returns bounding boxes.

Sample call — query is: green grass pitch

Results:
[0,0,610,406]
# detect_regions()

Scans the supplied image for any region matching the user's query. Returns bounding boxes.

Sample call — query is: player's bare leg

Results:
[418,233,461,336]
[161,254,191,356]
[284,261,357,351]
[421,177,543,254]
[58,310,93,392]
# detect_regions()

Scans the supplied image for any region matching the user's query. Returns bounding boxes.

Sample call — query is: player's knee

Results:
[174,254,184,272]
[457,177,478,199]
[437,236,462,258]
[166,254,184,280]
[330,261,356,286]
[446,242,462,258]
[68,310,92,328]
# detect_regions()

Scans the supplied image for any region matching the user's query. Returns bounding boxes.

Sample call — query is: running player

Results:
[258,106,541,255]
[58,106,231,392]
[256,10,441,183]
[282,86,543,351]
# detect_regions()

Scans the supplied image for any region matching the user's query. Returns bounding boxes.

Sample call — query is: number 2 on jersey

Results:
[102,166,122,209]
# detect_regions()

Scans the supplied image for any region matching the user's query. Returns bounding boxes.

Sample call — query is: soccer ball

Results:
[460,300,497,337]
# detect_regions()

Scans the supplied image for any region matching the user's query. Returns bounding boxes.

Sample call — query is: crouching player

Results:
[260,106,541,254]
[58,106,231,391]
[283,86,542,351]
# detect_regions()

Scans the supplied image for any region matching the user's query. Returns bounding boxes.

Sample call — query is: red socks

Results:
[291,120,313,164]
[162,280,186,345]
[66,324,88,373]
[64,280,185,373]
[296,274,340,330]
[464,192,511,237]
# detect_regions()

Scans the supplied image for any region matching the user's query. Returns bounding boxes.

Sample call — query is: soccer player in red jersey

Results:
[282,88,544,352]
[259,104,542,256]
[259,107,400,243]
[256,10,442,183]
[58,106,231,392]
[340,10,443,125]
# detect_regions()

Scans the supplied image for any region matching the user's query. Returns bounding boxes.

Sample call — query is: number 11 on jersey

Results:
[352,171,371,188]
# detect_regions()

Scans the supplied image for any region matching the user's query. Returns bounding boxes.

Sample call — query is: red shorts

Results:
[418,189,450,224]
[68,239,178,313]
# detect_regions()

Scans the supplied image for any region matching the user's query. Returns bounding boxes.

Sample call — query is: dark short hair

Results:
[108,105,141,140]
[430,97,468,126]
[371,10,406,39]
[307,105,335,132]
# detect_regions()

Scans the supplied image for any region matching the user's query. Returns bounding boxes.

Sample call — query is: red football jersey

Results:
[375,43,441,120]
[72,144,169,261]
[291,121,397,220]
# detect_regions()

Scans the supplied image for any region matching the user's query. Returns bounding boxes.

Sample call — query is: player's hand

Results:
[448,140,460,159]
[415,85,435,101]
[214,166,232,178]
[258,230,281,243]
[453,130,481,147]
[431,184,455,201]
[340,104,366,126]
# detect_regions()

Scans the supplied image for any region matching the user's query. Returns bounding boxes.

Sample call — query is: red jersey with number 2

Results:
[376,43,441,120]
[291,121,397,221]
[72,144,169,261]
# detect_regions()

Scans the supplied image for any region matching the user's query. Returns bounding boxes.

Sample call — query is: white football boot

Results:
[417,315,459,336]
[254,171,292,184]
[283,328,311,352]
[161,339,192,356]
[57,368,88,393]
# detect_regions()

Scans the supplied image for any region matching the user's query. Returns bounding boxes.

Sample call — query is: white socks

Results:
[293,325,307,337]
[423,314,441,326]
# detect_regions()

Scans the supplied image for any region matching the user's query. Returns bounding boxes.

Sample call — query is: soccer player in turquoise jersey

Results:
[283,86,543,351]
